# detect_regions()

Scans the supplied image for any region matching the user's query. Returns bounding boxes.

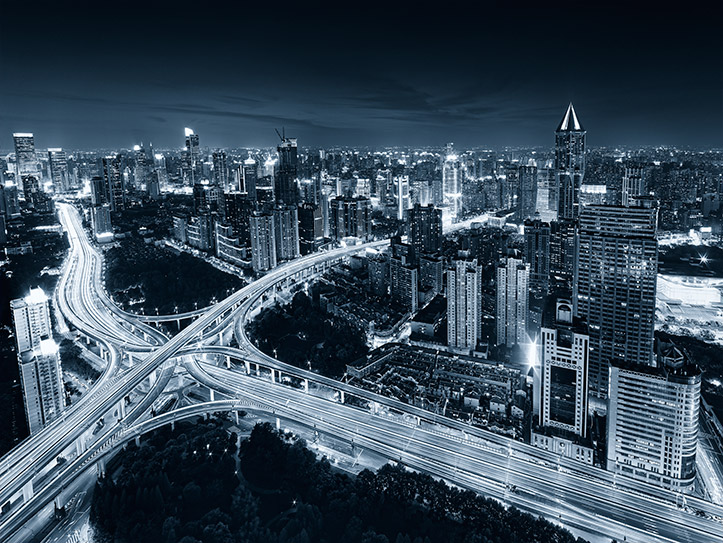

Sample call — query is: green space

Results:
[104,236,244,316]
[91,419,586,543]
[246,292,368,379]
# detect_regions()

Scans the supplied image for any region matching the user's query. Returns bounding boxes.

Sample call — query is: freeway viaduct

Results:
[1,202,722,543]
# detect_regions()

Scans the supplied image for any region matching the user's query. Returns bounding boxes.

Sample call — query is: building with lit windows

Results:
[11,288,52,353]
[250,211,277,273]
[20,339,65,435]
[496,254,529,347]
[447,258,482,350]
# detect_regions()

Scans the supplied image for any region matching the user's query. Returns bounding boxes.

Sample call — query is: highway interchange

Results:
[1,202,723,543]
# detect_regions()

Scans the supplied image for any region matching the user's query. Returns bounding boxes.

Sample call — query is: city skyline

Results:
[1,2,721,150]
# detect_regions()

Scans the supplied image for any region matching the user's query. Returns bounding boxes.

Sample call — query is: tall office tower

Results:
[442,144,461,221]
[518,163,538,221]
[47,148,69,193]
[273,205,300,262]
[606,342,700,492]
[622,165,645,207]
[524,216,551,293]
[408,203,442,254]
[549,218,576,294]
[183,128,200,185]
[243,156,258,201]
[250,211,277,273]
[275,135,299,205]
[501,164,519,210]
[535,300,589,438]
[91,203,113,240]
[0,215,7,245]
[555,103,586,221]
[3,182,21,217]
[298,202,323,255]
[13,133,38,191]
[20,339,65,435]
[389,238,419,314]
[224,192,255,245]
[367,253,389,296]
[575,205,658,398]
[11,288,51,353]
[102,155,125,212]
[447,258,482,350]
[212,150,229,190]
[90,175,109,206]
[329,196,372,241]
[496,254,529,347]
[393,175,410,220]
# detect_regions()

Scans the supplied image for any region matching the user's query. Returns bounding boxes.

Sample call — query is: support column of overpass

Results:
[75,434,87,457]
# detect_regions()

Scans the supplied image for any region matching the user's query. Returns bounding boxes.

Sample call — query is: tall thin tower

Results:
[555,103,586,220]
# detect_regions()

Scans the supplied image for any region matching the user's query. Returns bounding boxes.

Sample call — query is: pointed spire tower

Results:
[554,102,586,221]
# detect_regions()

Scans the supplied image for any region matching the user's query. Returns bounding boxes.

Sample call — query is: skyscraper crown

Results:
[556,103,584,132]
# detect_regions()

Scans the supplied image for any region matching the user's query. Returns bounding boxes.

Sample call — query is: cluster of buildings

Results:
[10,288,65,435]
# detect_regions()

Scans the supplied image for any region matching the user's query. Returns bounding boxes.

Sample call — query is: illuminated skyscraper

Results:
[243,156,258,201]
[496,254,529,347]
[575,205,658,398]
[607,342,700,492]
[48,148,69,193]
[273,204,300,261]
[518,163,538,221]
[13,133,38,191]
[622,165,646,207]
[250,211,277,273]
[555,104,586,220]
[20,339,65,435]
[408,203,442,255]
[183,128,200,185]
[298,202,323,255]
[536,300,589,438]
[447,258,482,350]
[329,196,372,241]
[102,155,125,212]
[212,150,229,190]
[275,134,298,205]
[524,216,551,293]
[442,143,461,221]
[11,288,51,353]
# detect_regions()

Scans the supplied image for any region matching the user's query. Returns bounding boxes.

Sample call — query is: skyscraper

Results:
[243,156,258,201]
[389,238,419,314]
[442,144,461,221]
[250,212,277,273]
[212,150,229,190]
[224,192,255,246]
[606,342,700,492]
[275,134,298,205]
[19,339,65,435]
[518,163,538,221]
[447,258,483,350]
[273,205,300,262]
[535,300,589,438]
[102,155,125,212]
[575,205,658,398]
[524,216,551,293]
[496,254,529,347]
[91,203,113,241]
[11,288,52,353]
[13,133,38,191]
[48,148,69,193]
[329,196,372,241]
[408,203,442,255]
[298,202,323,255]
[183,128,200,185]
[555,104,586,221]
[622,165,646,207]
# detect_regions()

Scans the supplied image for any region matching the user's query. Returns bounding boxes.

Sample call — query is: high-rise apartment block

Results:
[408,203,442,254]
[250,212,277,273]
[496,255,529,347]
[11,288,52,353]
[447,258,482,350]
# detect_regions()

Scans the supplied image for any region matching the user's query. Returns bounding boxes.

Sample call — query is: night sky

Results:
[0,1,720,150]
